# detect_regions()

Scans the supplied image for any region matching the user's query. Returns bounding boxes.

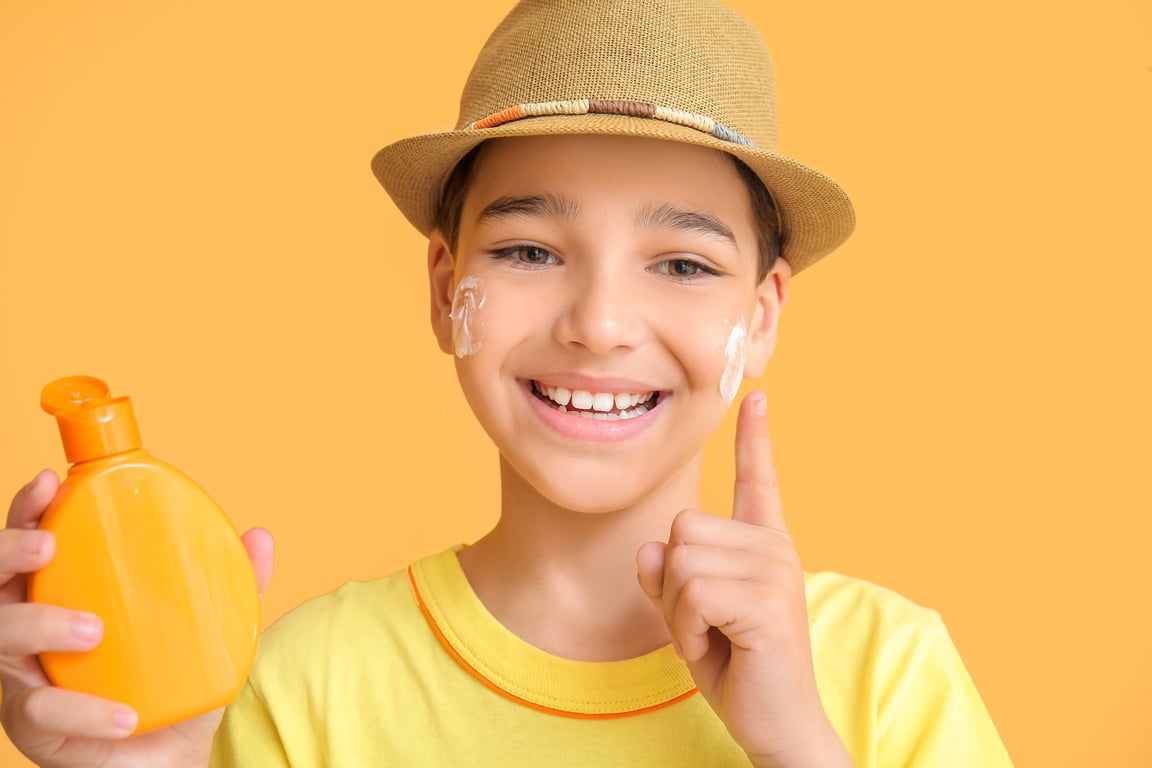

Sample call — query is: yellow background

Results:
[1,1,1149,765]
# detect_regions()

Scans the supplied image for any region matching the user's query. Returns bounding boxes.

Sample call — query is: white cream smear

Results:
[450,276,486,358]
[719,317,746,403]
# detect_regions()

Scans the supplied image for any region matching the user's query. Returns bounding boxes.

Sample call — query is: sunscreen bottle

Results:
[29,375,260,734]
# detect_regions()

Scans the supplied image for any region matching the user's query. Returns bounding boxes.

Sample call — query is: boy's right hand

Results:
[0,470,274,768]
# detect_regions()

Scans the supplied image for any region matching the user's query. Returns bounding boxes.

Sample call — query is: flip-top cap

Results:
[41,376,142,464]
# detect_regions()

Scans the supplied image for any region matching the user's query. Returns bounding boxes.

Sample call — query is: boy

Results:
[1,0,1012,765]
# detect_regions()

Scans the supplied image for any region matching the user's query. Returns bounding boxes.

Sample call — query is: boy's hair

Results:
[434,143,782,283]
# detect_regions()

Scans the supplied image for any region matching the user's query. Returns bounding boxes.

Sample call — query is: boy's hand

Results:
[0,470,274,768]
[636,392,852,768]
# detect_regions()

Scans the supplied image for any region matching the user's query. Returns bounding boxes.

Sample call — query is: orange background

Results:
[1,1,1149,765]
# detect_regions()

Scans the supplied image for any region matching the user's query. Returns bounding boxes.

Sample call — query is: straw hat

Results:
[371,0,855,273]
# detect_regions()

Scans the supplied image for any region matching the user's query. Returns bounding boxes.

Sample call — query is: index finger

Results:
[731,390,787,532]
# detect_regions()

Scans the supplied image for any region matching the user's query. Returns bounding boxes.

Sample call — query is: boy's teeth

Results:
[538,383,654,414]
[591,393,615,412]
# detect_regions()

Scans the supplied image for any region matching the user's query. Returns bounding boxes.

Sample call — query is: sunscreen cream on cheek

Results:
[450,275,486,358]
[28,376,260,734]
[719,317,747,403]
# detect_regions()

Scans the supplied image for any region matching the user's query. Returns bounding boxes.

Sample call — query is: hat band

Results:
[467,99,755,147]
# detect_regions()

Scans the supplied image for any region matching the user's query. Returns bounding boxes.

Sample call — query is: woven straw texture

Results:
[371,0,855,273]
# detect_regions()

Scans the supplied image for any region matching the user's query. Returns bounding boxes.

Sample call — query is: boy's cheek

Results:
[447,276,548,361]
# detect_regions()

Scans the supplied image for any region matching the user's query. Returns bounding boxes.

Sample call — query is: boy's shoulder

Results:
[805,569,944,635]
[802,570,1011,765]
[804,569,955,683]
[246,558,428,692]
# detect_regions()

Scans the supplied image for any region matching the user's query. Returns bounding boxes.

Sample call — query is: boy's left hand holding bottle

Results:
[0,469,274,768]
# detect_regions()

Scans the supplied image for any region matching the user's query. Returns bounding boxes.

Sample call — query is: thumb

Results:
[636,541,681,655]
[635,540,667,605]
[732,390,787,532]
[6,470,59,529]
[241,527,275,597]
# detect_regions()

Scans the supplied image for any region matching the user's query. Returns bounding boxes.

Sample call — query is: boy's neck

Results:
[456,454,704,662]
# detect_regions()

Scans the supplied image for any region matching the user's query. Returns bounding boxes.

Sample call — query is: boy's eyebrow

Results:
[475,193,582,224]
[636,204,737,248]
[474,196,737,249]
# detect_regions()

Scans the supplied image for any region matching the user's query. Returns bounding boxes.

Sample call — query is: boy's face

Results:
[428,135,789,513]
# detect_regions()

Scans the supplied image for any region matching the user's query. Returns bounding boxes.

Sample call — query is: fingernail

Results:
[754,391,767,417]
[113,707,138,733]
[72,614,103,643]
[19,530,49,554]
[25,469,53,493]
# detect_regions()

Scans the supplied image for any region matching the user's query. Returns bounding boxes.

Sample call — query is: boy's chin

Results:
[500,453,702,518]
[548,491,647,516]
[544,490,666,517]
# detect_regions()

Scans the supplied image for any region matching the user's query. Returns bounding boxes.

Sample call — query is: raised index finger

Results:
[731,390,787,532]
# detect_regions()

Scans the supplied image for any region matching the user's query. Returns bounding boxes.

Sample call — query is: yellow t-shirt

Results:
[211,548,1011,766]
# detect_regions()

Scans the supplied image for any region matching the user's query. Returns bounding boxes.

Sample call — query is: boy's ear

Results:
[743,257,792,378]
[428,229,456,355]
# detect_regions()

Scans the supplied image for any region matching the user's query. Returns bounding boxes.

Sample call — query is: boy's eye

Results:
[668,259,700,277]
[519,246,553,264]
[652,258,717,280]
[490,245,559,267]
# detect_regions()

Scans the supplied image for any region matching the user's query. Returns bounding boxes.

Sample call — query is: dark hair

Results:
[730,156,782,282]
[433,142,782,282]
[433,144,486,262]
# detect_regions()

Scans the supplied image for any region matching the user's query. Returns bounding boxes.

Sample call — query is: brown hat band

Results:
[468,99,755,147]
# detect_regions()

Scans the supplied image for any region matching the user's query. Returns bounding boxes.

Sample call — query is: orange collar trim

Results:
[407,563,699,719]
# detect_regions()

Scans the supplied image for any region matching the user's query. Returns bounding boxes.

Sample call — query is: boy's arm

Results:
[875,612,1013,766]
[637,392,852,767]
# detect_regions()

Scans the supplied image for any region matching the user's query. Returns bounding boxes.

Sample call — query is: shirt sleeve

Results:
[209,680,292,768]
[877,612,1013,767]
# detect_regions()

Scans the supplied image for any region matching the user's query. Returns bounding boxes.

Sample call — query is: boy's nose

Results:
[552,273,644,354]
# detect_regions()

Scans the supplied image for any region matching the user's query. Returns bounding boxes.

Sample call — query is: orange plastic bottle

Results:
[28,376,260,734]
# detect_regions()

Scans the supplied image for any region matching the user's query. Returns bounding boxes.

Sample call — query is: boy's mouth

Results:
[531,381,660,421]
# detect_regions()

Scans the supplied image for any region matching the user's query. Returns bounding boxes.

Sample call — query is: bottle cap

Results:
[41,376,142,464]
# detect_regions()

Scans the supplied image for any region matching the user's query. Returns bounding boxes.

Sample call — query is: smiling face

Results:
[428,135,789,514]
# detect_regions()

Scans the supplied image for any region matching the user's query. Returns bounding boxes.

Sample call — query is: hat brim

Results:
[371,113,854,274]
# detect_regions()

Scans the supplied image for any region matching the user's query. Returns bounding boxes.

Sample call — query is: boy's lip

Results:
[518,378,667,443]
